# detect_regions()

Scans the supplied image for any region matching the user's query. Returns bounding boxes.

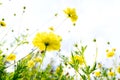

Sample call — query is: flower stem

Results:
[94,43,98,63]
[40,46,47,68]
[87,74,91,80]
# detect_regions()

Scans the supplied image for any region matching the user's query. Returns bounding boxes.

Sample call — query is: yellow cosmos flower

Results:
[74,55,84,64]
[108,71,115,77]
[94,71,101,77]
[0,21,6,27]
[6,53,16,61]
[117,66,120,74]
[56,66,60,73]
[106,48,116,58]
[32,32,61,51]
[69,55,84,65]
[106,51,114,58]
[63,7,78,22]
[27,60,35,68]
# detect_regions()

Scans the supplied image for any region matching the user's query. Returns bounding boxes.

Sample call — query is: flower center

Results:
[44,42,49,46]
[68,14,72,17]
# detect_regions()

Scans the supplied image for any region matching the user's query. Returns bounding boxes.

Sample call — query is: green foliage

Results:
[12,58,29,80]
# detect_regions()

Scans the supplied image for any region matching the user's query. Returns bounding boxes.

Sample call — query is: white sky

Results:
[0,0,120,68]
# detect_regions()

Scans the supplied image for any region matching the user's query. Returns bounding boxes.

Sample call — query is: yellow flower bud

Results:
[6,53,16,61]
[0,21,6,27]
[117,66,120,74]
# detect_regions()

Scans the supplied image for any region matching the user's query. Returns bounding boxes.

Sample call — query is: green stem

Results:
[40,46,47,68]
[87,75,90,80]
[76,46,90,79]
[58,72,63,80]
[76,47,87,67]
[94,43,98,63]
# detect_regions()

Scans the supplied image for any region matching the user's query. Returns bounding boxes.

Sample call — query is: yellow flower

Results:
[117,66,120,74]
[106,48,116,58]
[108,71,115,77]
[74,55,84,65]
[27,60,35,68]
[6,54,16,61]
[106,51,115,58]
[56,66,60,73]
[63,7,78,22]
[32,32,61,51]
[0,21,6,27]
[94,71,101,77]
[34,57,42,62]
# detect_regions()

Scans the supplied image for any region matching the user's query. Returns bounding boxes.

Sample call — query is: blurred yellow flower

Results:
[0,21,6,27]
[34,57,42,62]
[106,48,116,58]
[94,71,101,77]
[108,71,115,77]
[32,32,61,51]
[56,66,60,73]
[6,53,16,61]
[117,66,120,74]
[63,7,78,22]
[27,60,35,68]
[106,51,114,58]
[74,55,84,65]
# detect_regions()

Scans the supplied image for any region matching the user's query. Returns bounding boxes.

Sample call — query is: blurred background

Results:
[0,0,120,70]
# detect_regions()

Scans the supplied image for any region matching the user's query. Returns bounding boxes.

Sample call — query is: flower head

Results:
[94,71,101,77]
[117,66,120,74]
[56,66,60,73]
[70,55,84,65]
[106,48,116,58]
[74,55,84,64]
[6,53,16,61]
[27,60,35,68]
[0,21,6,27]
[63,7,78,22]
[108,71,115,77]
[32,32,61,51]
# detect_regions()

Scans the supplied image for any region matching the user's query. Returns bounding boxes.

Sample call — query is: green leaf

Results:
[90,62,96,73]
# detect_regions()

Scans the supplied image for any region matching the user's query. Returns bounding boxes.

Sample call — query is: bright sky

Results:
[0,0,120,68]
